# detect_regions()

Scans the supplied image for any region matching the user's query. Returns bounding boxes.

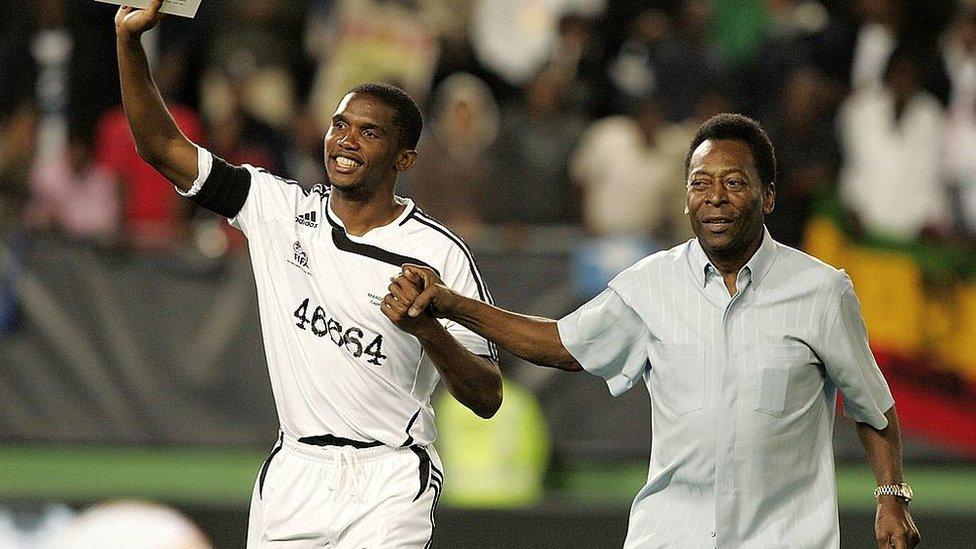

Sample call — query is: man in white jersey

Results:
[114,2,502,547]
[387,114,921,548]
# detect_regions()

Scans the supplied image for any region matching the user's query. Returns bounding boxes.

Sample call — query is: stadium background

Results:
[1,0,975,547]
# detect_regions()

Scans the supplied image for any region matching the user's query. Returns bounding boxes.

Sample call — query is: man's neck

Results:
[704,231,764,297]
[330,186,404,236]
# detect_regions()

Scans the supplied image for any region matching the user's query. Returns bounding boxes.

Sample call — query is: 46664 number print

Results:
[293,298,387,366]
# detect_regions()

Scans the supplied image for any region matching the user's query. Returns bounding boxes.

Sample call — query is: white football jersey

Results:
[186,148,495,448]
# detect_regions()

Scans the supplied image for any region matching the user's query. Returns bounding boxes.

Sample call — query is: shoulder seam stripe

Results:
[408,211,497,359]
[409,212,492,303]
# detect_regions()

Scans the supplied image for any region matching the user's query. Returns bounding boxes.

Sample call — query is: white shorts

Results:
[247,433,444,548]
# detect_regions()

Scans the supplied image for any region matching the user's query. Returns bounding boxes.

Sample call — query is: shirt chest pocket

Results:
[651,343,705,416]
[754,343,824,419]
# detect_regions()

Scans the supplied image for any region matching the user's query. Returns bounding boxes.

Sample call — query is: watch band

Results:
[874,482,913,502]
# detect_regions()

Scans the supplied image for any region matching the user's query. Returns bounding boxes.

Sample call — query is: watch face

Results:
[901,483,913,499]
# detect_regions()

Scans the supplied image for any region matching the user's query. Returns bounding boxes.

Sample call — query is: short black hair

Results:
[347,82,423,150]
[684,113,777,188]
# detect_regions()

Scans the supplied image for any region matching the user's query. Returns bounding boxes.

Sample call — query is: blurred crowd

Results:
[1,0,975,257]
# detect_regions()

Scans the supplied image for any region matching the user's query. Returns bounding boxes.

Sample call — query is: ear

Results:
[394,149,418,172]
[762,182,775,215]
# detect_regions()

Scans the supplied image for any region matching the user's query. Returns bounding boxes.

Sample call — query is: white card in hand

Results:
[95,0,202,19]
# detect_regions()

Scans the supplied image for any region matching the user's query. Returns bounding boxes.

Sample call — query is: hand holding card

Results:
[97,0,202,19]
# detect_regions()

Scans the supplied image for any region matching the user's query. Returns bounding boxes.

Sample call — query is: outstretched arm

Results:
[381,274,502,418]
[115,0,198,191]
[856,406,920,548]
[397,266,582,372]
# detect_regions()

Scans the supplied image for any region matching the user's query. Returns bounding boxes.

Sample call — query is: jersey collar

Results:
[325,195,417,238]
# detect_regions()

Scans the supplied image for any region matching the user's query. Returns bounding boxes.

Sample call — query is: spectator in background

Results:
[0,101,35,236]
[608,3,725,122]
[849,0,902,91]
[403,73,499,240]
[96,39,206,253]
[569,95,687,297]
[942,4,976,238]
[470,0,563,87]
[95,100,204,252]
[547,12,604,117]
[746,0,832,117]
[608,8,670,111]
[488,65,584,226]
[284,103,328,190]
[203,0,305,130]
[764,67,840,249]
[202,67,290,175]
[571,96,681,242]
[25,126,120,244]
[838,45,949,241]
[0,100,36,336]
[308,0,439,131]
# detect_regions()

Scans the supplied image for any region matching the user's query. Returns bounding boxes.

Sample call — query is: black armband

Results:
[188,154,251,218]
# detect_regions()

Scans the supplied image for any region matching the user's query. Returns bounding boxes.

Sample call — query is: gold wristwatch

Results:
[874,483,913,502]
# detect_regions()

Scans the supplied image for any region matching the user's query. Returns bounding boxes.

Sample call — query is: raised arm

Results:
[398,266,582,372]
[115,0,198,191]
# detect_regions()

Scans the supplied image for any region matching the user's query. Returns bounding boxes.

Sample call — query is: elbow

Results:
[135,135,183,167]
[551,349,583,372]
[559,358,583,372]
[473,379,503,419]
[135,143,163,167]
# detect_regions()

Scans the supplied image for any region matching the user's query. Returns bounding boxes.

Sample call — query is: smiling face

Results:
[686,139,774,262]
[324,92,415,195]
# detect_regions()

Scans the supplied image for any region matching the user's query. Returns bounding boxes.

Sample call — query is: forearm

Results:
[116,35,195,189]
[857,406,904,486]
[414,323,502,419]
[443,294,581,372]
[858,405,920,546]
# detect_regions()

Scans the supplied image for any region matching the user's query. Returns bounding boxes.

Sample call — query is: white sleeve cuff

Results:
[176,145,214,197]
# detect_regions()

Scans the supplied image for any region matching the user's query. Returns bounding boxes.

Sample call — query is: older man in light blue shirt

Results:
[385,114,920,548]
[558,225,892,547]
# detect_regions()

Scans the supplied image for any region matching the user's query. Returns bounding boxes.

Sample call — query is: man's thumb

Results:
[409,288,435,317]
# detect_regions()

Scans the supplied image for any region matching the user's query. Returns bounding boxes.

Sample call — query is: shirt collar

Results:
[687,225,778,289]
[325,194,416,236]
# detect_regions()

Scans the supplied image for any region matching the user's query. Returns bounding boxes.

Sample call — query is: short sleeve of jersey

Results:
[557,288,650,396]
[229,165,310,236]
[175,147,312,235]
[818,274,894,430]
[438,246,497,360]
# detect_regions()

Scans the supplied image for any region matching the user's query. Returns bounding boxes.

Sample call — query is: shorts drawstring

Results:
[328,446,364,498]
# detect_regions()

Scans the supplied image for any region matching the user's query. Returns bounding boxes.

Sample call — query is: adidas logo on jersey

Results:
[295,211,319,228]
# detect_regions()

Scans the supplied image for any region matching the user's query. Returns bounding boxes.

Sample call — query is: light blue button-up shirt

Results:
[557,228,894,548]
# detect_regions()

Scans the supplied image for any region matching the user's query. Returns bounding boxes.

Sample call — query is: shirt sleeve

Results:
[175,147,313,236]
[557,288,650,396]
[819,274,894,429]
[439,245,497,360]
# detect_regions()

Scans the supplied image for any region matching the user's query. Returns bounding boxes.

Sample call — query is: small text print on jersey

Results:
[293,297,388,366]
[289,241,312,274]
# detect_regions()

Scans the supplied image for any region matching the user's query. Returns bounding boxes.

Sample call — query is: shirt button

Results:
[709,531,716,538]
